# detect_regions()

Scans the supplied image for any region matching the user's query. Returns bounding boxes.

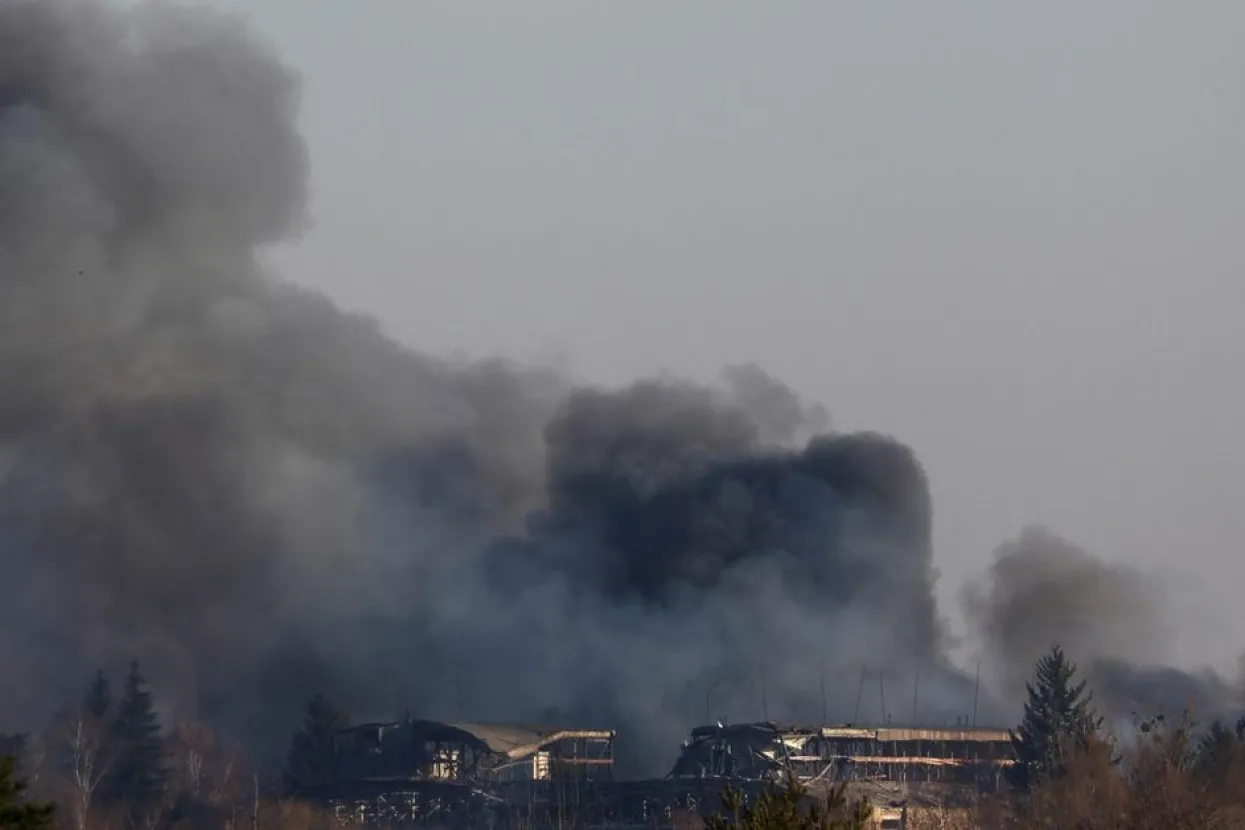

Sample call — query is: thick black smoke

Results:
[0,0,982,775]
[964,527,1244,730]
[9,0,1224,778]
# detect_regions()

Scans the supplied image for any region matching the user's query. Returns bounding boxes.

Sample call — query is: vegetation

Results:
[0,755,55,830]
[1006,644,1104,791]
[283,694,349,793]
[707,778,872,830]
[9,649,1245,828]
[972,711,1245,830]
[973,645,1245,829]
[107,662,168,822]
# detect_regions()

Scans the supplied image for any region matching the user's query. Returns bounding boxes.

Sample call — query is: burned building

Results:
[668,722,1014,790]
[305,719,1010,827]
[301,720,616,827]
[332,719,617,785]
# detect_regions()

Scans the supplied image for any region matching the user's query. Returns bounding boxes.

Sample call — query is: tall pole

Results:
[971,660,982,728]
[879,670,887,724]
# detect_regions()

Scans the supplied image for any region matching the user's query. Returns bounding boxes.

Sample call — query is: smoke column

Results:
[3,0,1234,777]
[964,527,1244,729]
[0,0,983,774]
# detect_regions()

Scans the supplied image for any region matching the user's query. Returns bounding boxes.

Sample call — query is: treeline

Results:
[709,647,1245,830]
[6,649,1245,829]
[0,663,345,830]
[962,645,1245,830]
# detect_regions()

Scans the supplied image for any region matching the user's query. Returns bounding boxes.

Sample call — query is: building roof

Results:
[822,726,1012,743]
[687,722,1012,743]
[450,723,615,759]
[338,720,614,761]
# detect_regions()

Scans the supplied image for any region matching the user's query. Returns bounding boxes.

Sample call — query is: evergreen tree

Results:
[107,661,166,817]
[84,670,111,722]
[0,756,55,830]
[1006,644,1103,791]
[284,694,348,793]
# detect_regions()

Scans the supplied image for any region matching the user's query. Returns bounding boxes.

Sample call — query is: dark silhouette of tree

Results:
[84,670,110,722]
[0,756,55,830]
[51,670,119,830]
[1192,717,1245,791]
[107,661,167,818]
[284,694,348,793]
[0,741,22,770]
[1006,644,1103,791]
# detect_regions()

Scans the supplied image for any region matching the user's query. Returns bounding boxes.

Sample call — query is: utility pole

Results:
[971,661,982,728]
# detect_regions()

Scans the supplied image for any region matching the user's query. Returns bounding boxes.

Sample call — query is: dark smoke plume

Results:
[0,0,982,775]
[8,0,1226,778]
[964,527,1244,729]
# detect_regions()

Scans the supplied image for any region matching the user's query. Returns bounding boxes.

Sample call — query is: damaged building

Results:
[668,722,1014,789]
[332,719,617,785]
[302,719,1012,827]
[302,719,617,827]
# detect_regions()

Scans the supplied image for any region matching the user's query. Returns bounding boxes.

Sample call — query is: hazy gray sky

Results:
[217,0,1244,665]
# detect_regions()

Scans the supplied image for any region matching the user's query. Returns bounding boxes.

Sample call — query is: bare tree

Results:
[168,722,215,802]
[23,732,48,796]
[211,744,241,808]
[57,705,117,830]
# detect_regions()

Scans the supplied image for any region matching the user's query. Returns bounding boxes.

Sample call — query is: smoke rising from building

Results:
[0,0,1236,775]
[0,0,973,773]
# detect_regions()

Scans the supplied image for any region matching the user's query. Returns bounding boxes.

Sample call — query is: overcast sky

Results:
[214,0,1244,666]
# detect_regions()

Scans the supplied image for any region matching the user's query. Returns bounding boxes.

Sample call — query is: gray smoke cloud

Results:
[0,0,983,776]
[6,0,1230,779]
[964,526,1244,729]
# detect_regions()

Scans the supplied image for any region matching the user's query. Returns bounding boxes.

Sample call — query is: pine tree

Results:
[1006,644,1103,791]
[107,661,167,818]
[283,694,348,793]
[57,671,118,830]
[0,756,55,830]
[84,670,110,722]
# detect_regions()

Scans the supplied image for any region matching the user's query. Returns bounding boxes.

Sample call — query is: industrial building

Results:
[306,718,1013,827]
[668,721,1014,788]
[332,719,617,785]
